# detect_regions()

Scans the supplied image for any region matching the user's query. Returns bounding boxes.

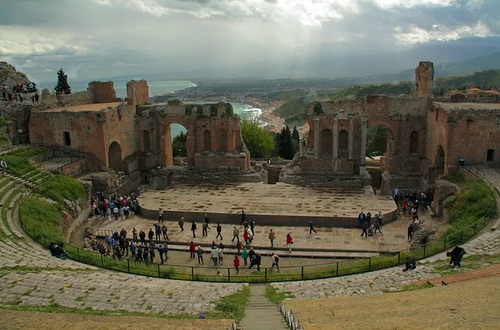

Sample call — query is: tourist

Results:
[178,216,185,231]
[202,221,209,237]
[271,253,280,272]
[268,229,276,247]
[143,248,149,265]
[158,208,164,222]
[286,233,293,253]
[249,253,261,271]
[358,210,366,227]
[158,245,165,264]
[196,246,204,265]
[243,228,250,246]
[0,159,7,173]
[241,247,249,266]
[374,212,383,235]
[162,223,169,241]
[219,242,225,250]
[216,223,223,240]
[402,260,416,272]
[189,241,196,259]
[130,241,137,259]
[217,246,224,265]
[148,228,154,242]
[232,226,239,242]
[449,246,466,268]
[139,230,146,244]
[360,220,368,238]
[113,206,119,220]
[49,242,68,259]
[204,214,210,230]
[191,221,197,238]
[233,255,240,273]
[309,220,317,234]
[236,240,243,254]
[240,210,246,225]
[246,228,254,243]
[402,199,408,214]
[210,247,218,266]
[149,244,155,263]
[250,219,256,235]
[164,243,169,261]
[155,222,162,240]
[407,223,414,241]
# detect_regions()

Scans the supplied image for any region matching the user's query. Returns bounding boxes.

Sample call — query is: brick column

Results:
[348,116,354,159]
[333,117,338,159]
[314,117,320,159]
[360,117,368,165]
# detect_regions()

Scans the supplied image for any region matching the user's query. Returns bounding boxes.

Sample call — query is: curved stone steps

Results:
[0,184,21,237]
[6,192,25,239]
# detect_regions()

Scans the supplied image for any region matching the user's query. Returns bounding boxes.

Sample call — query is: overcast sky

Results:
[1,0,499,83]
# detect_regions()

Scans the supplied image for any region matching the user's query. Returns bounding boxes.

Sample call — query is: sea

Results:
[41,79,262,138]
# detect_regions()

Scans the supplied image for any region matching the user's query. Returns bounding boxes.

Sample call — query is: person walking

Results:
[286,233,293,253]
[191,221,197,238]
[189,241,196,259]
[271,253,280,272]
[242,247,249,266]
[178,216,185,231]
[449,246,466,268]
[202,221,209,237]
[250,219,256,235]
[374,213,383,235]
[407,223,414,241]
[148,228,154,242]
[268,229,276,247]
[233,255,240,274]
[155,222,162,240]
[240,210,246,225]
[216,223,223,240]
[162,223,169,241]
[210,247,218,266]
[361,221,368,238]
[217,246,224,265]
[196,246,204,265]
[309,220,317,234]
[232,226,239,242]
[158,208,164,222]
[158,245,165,264]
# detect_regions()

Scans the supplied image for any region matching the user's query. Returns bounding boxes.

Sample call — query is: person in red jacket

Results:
[189,241,196,259]
[286,233,293,253]
[233,255,240,273]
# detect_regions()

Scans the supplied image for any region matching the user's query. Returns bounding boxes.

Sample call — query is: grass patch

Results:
[446,179,496,237]
[21,196,65,247]
[442,172,465,184]
[265,286,294,303]
[2,147,48,177]
[206,285,251,323]
[38,175,85,204]
[431,254,500,276]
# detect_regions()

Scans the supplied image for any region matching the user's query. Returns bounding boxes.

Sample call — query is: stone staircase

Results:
[240,285,289,330]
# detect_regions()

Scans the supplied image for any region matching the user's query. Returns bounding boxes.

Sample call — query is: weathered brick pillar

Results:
[313,117,320,159]
[360,117,368,165]
[348,116,354,159]
[333,117,338,159]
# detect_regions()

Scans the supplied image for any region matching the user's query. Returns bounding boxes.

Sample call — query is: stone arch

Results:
[108,141,123,172]
[63,131,71,146]
[142,130,150,152]
[410,131,418,154]
[320,129,333,156]
[218,128,227,152]
[203,130,212,152]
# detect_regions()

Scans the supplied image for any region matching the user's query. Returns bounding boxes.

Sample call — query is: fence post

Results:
[265,268,268,282]
[368,257,371,271]
[191,267,194,280]
[100,254,104,267]
[336,262,339,277]
[127,259,130,273]
[228,268,231,282]
[397,252,401,265]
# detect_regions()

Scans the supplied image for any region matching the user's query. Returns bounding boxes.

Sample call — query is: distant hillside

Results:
[434,69,500,95]
[0,62,30,87]
[435,52,500,77]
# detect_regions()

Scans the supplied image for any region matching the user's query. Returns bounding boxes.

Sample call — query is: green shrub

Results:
[39,175,85,204]
[21,196,65,247]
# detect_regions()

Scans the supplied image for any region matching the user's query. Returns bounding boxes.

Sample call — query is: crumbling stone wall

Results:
[126,80,149,106]
[88,81,117,103]
[415,61,434,98]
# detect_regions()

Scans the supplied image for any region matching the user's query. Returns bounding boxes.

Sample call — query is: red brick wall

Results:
[88,82,117,103]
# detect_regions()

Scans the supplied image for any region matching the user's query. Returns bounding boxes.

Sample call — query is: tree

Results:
[241,120,274,158]
[172,132,187,157]
[54,68,71,95]
[276,126,295,159]
[291,126,300,154]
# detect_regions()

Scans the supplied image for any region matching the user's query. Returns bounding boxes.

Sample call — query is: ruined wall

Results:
[126,80,149,106]
[415,61,434,98]
[88,81,117,103]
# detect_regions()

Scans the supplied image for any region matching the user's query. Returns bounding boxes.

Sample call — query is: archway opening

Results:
[165,123,188,167]
[338,130,348,159]
[366,125,393,188]
[487,149,495,162]
[410,131,419,154]
[320,129,333,157]
[436,145,445,177]
[218,128,227,152]
[108,141,123,172]
[203,130,212,152]
[63,131,71,146]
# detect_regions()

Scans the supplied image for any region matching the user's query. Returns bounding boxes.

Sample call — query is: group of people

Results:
[2,82,39,103]
[358,210,383,238]
[90,192,141,221]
